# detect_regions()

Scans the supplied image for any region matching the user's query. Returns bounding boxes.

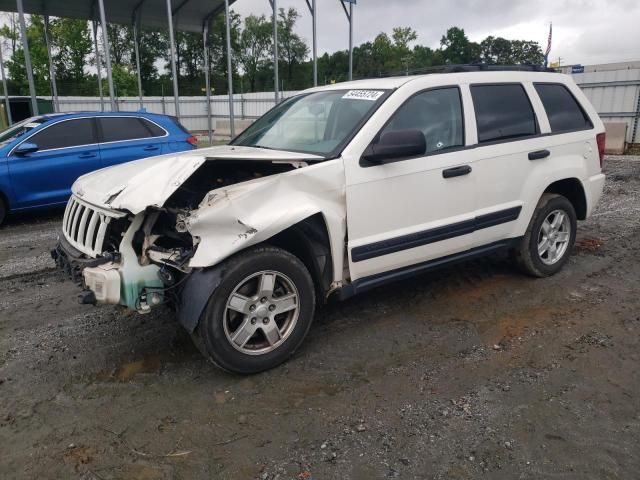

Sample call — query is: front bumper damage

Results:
[52,213,165,312]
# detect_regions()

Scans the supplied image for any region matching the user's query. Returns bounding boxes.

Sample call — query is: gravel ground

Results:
[0,156,639,480]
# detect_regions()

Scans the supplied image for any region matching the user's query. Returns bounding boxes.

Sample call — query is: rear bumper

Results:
[584,173,606,218]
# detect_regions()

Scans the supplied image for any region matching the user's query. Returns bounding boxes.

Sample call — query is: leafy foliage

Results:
[1,11,544,96]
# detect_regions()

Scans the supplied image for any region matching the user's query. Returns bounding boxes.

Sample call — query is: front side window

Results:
[0,116,47,146]
[99,117,164,142]
[471,84,538,143]
[534,83,593,132]
[231,89,389,157]
[380,87,464,153]
[27,118,96,150]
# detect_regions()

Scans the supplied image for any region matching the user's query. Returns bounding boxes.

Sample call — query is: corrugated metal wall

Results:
[572,68,640,143]
[56,91,299,133]
[54,70,640,143]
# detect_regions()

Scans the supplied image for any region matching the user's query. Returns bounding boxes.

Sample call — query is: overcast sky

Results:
[233,0,640,66]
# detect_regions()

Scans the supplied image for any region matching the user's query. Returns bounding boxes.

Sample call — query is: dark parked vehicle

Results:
[0,111,197,225]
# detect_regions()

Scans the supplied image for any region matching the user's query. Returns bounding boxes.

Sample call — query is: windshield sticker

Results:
[342,90,384,101]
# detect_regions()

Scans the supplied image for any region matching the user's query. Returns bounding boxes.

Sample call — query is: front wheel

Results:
[192,246,316,374]
[512,193,577,277]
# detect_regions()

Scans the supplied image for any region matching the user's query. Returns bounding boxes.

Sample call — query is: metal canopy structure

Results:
[0,0,232,32]
[0,0,354,140]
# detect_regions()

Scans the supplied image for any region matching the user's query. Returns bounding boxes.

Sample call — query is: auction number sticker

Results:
[342,90,385,101]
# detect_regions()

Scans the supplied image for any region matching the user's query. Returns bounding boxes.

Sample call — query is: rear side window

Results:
[471,84,538,143]
[99,117,165,142]
[141,118,166,136]
[534,83,593,132]
[28,118,96,150]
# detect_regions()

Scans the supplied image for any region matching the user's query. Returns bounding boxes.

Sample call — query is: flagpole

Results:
[544,22,552,68]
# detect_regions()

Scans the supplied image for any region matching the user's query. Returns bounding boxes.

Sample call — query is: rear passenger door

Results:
[467,83,551,247]
[7,118,100,208]
[97,116,168,168]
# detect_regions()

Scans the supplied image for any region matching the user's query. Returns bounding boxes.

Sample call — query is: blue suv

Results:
[0,111,197,225]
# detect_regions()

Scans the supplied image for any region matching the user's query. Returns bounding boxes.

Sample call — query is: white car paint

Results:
[66,70,605,310]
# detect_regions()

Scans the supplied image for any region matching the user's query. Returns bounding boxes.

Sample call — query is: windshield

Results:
[231,89,389,157]
[0,116,47,146]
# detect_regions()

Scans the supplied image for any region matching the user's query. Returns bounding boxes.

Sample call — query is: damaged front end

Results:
[53,146,344,325]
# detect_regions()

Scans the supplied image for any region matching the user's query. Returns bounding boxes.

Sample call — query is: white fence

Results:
[56,91,301,133]
[54,71,640,143]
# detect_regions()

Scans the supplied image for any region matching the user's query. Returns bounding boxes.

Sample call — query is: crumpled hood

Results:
[72,145,323,213]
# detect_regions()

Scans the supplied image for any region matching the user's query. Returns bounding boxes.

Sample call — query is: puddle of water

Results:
[112,355,162,382]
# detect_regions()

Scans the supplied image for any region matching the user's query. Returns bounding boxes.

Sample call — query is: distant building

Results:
[558,60,640,74]
[559,61,640,146]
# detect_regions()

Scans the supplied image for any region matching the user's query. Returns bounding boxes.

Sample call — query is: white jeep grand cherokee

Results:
[53,68,606,373]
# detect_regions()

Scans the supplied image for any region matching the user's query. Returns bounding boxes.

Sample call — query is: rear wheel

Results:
[512,193,577,277]
[192,246,316,374]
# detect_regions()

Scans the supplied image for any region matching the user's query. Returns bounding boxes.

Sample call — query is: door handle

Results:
[442,165,472,178]
[528,149,550,161]
[78,152,97,159]
[143,146,160,151]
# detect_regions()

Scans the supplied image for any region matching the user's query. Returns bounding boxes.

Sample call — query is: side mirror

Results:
[362,129,426,164]
[15,142,39,155]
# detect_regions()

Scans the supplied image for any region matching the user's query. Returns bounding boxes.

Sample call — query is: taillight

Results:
[186,135,198,146]
[596,132,605,169]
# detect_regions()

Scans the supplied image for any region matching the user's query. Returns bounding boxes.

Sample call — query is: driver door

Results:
[8,118,101,208]
[345,86,477,281]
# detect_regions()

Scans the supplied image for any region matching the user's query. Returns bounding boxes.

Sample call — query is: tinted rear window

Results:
[99,117,165,142]
[29,118,96,150]
[471,84,538,143]
[534,83,593,132]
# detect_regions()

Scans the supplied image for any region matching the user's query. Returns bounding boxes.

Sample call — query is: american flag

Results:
[545,23,553,58]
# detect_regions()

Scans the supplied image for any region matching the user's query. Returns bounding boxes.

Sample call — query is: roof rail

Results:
[408,64,558,75]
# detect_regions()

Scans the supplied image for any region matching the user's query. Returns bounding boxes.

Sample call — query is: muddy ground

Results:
[1,156,639,480]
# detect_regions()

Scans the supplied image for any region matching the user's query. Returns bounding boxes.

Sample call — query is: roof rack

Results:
[404,64,558,76]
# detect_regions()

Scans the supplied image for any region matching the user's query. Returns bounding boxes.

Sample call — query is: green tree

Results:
[510,40,544,65]
[6,15,50,95]
[480,36,544,65]
[277,7,308,88]
[239,15,272,92]
[0,13,20,55]
[440,27,480,64]
[51,18,92,83]
[207,12,241,95]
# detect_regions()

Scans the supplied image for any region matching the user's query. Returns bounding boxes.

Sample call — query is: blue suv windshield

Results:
[0,116,48,146]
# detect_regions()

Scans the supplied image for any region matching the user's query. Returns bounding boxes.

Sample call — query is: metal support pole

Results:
[305,0,317,87]
[17,0,38,115]
[166,0,180,118]
[92,20,104,111]
[348,2,353,81]
[224,0,235,138]
[271,0,279,103]
[97,0,116,111]
[0,44,13,125]
[203,22,212,145]
[43,15,59,111]
[133,13,143,109]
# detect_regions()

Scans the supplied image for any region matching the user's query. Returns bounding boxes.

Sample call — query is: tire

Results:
[512,193,577,278]
[0,196,6,227]
[192,245,316,374]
